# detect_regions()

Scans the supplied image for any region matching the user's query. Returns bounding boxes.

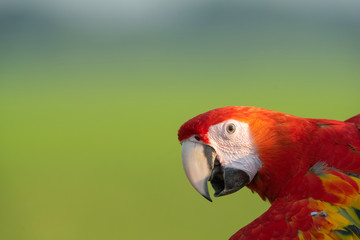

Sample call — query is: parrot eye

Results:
[194,135,201,141]
[226,123,236,134]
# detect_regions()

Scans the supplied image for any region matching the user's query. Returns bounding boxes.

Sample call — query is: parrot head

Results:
[178,106,308,202]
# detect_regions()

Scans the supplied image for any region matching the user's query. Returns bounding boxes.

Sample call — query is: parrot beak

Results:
[181,140,250,202]
[181,140,216,201]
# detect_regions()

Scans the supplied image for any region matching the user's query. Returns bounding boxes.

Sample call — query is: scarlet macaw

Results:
[178,106,360,239]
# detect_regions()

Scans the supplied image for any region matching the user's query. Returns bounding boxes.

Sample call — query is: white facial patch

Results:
[207,120,262,181]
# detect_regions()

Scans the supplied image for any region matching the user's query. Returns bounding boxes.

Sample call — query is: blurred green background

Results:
[1,0,359,239]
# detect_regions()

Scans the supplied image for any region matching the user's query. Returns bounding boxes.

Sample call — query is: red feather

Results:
[231,167,360,239]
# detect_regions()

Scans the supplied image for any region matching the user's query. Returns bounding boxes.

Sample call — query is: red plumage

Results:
[179,106,360,201]
[178,106,360,239]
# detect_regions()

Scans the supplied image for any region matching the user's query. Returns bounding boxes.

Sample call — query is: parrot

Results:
[178,106,360,239]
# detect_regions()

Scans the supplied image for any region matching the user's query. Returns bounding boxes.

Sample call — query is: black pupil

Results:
[195,136,200,141]
[228,125,234,132]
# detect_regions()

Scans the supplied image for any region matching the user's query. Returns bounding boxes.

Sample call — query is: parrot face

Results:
[180,117,262,201]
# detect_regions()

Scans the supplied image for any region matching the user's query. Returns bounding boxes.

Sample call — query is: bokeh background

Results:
[1,0,359,239]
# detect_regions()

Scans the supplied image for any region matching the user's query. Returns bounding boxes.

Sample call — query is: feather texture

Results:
[231,166,360,239]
